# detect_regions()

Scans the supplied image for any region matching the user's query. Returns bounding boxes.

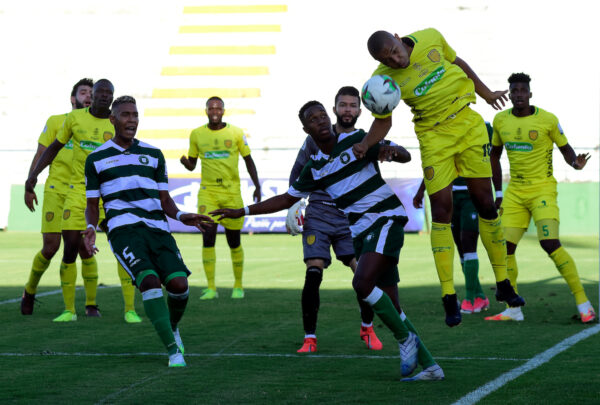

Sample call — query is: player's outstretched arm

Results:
[490,145,504,209]
[211,193,300,220]
[158,190,213,231]
[243,154,262,202]
[25,139,65,193]
[353,116,392,159]
[83,197,100,256]
[559,144,590,170]
[453,56,508,110]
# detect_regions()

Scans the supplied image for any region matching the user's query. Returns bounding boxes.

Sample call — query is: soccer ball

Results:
[285,199,306,236]
[361,75,401,115]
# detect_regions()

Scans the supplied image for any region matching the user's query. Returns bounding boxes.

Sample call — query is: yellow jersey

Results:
[187,123,251,189]
[56,108,114,190]
[492,106,568,185]
[372,28,476,131]
[38,113,73,194]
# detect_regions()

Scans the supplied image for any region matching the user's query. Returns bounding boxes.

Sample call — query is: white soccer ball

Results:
[286,199,306,236]
[361,75,401,115]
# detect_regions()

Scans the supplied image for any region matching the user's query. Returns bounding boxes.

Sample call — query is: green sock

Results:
[167,289,189,330]
[142,289,178,355]
[463,253,483,301]
[25,251,51,294]
[364,287,409,341]
[402,313,436,368]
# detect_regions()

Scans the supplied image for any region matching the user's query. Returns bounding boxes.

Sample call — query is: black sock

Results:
[301,266,323,335]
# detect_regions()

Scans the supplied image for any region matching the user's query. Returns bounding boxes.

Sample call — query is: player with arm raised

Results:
[212,101,444,381]
[289,86,382,353]
[21,78,92,315]
[180,96,261,300]
[487,73,595,323]
[82,96,213,367]
[356,28,523,327]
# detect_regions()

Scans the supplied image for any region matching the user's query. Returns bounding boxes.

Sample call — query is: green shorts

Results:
[108,225,190,287]
[353,217,404,287]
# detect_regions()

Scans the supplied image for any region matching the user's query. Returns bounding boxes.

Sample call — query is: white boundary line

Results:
[453,323,600,405]
[0,351,529,361]
[0,285,117,305]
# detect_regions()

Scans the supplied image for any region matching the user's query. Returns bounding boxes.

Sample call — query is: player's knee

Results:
[225,230,241,248]
[166,276,189,294]
[304,266,323,290]
[138,274,161,292]
[540,239,561,255]
[41,241,60,259]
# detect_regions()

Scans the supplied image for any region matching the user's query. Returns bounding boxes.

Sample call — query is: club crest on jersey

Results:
[103,131,113,141]
[307,234,316,245]
[45,212,54,222]
[340,152,351,164]
[138,155,149,165]
[63,210,71,220]
[224,140,232,148]
[427,49,441,63]
[424,166,435,180]
[199,205,207,214]
[529,130,538,141]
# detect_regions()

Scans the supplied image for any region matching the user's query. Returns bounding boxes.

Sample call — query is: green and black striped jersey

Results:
[288,129,407,238]
[85,139,170,235]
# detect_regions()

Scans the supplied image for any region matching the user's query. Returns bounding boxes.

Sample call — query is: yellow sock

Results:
[118,263,136,312]
[60,261,77,313]
[202,247,216,290]
[81,257,98,306]
[550,246,588,305]
[25,251,51,295]
[506,254,519,293]
[479,216,508,282]
[230,245,244,289]
[431,222,455,296]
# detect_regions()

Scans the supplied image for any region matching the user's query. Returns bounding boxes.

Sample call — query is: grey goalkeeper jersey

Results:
[288,129,407,238]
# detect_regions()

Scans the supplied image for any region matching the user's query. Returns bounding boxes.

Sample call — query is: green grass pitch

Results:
[0,231,598,404]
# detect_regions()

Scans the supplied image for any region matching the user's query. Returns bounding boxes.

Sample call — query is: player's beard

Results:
[75,99,86,109]
[335,114,358,129]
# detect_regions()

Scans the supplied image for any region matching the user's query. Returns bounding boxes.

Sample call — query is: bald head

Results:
[367,31,394,58]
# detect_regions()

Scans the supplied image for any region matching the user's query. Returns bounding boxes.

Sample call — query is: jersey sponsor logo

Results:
[529,130,538,140]
[138,155,150,165]
[427,49,441,63]
[424,166,434,180]
[204,151,230,159]
[414,66,445,97]
[306,234,316,245]
[79,140,103,151]
[224,139,232,148]
[45,212,54,222]
[103,131,113,141]
[63,209,71,220]
[505,142,533,152]
[64,140,74,150]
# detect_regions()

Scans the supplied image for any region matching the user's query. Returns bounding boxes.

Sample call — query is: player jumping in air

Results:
[355,28,524,327]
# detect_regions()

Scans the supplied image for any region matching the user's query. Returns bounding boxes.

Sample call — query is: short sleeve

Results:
[85,156,100,198]
[237,129,251,157]
[188,129,199,158]
[56,113,73,145]
[548,114,568,148]
[156,150,169,191]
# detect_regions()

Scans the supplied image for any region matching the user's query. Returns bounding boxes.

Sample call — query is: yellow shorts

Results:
[41,190,67,233]
[418,107,492,195]
[198,186,244,230]
[62,187,105,231]
[501,182,559,229]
